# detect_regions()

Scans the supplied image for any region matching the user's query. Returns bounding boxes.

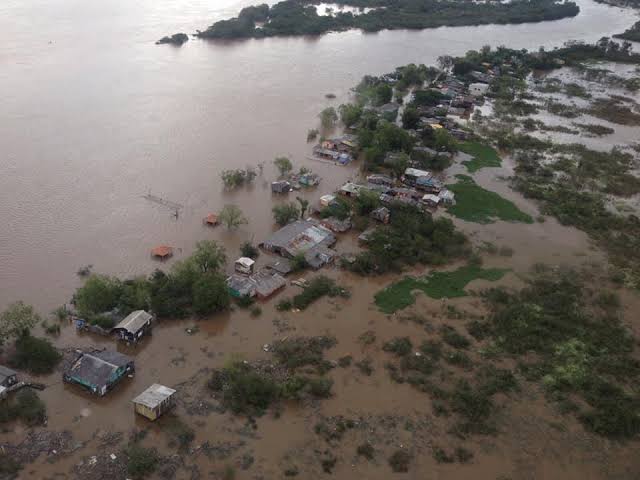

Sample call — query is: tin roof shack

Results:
[320,217,352,233]
[469,83,490,97]
[367,174,394,188]
[271,181,292,194]
[358,227,377,244]
[377,103,400,122]
[304,245,337,270]
[422,194,442,208]
[0,366,18,388]
[298,173,321,186]
[415,176,442,194]
[235,257,255,275]
[339,182,362,198]
[261,220,336,259]
[371,206,390,224]
[112,310,154,344]
[265,258,293,276]
[252,270,287,299]
[227,274,257,298]
[402,168,431,187]
[319,194,336,207]
[132,384,176,421]
[438,189,456,205]
[63,351,134,396]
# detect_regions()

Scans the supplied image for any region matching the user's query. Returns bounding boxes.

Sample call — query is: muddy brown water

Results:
[2,0,640,478]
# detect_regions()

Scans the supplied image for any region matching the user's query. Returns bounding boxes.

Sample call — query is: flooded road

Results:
[0,0,636,313]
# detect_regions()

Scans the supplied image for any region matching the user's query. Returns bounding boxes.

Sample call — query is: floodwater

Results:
[0,0,636,313]
[2,0,640,478]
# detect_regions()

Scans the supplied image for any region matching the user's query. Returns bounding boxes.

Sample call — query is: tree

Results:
[240,241,259,259]
[389,152,410,180]
[355,189,380,216]
[401,107,420,130]
[375,84,393,105]
[273,203,300,226]
[192,273,230,316]
[296,196,309,219]
[219,205,248,229]
[437,55,454,71]
[319,107,338,129]
[339,104,363,128]
[0,302,40,346]
[10,332,62,374]
[73,275,122,316]
[192,240,226,274]
[433,129,458,153]
[274,156,293,177]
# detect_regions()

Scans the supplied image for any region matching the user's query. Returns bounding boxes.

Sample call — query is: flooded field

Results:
[2,0,640,478]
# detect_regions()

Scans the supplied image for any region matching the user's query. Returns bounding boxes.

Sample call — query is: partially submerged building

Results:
[265,258,293,276]
[235,257,255,275]
[226,270,286,299]
[63,350,134,396]
[320,217,352,233]
[0,366,18,388]
[261,220,336,259]
[132,384,176,421]
[403,168,431,186]
[271,181,291,194]
[112,310,154,344]
[371,206,390,224]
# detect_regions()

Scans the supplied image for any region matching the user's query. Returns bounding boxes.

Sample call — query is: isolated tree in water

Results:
[0,302,41,346]
[296,196,309,219]
[192,240,226,274]
[274,156,293,177]
[219,204,248,230]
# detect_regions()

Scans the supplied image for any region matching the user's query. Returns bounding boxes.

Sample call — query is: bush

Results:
[273,203,300,226]
[0,453,21,478]
[382,337,413,356]
[291,276,348,310]
[162,417,195,451]
[355,358,373,376]
[388,449,411,472]
[440,325,471,349]
[432,446,454,463]
[192,273,230,316]
[271,336,336,371]
[0,388,47,426]
[125,443,159,479]
[357,442,375,460]
[240,241,259,259]
[10,333,61,374]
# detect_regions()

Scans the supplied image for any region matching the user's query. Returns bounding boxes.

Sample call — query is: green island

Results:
[374,265,508,313]
[446,175,533,224]
[615,21,640,42]
[458,141,502,172]
[192,0,579,40]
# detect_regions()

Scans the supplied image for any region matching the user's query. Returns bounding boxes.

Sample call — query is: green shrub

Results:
[125,443,158,479]
[382,337,413,356]
[388,449,411,472]
[440,325,471,349]
[357,442,375,460]
[10,333,61,374]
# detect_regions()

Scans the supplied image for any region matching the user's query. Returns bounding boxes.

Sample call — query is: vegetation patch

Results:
[446,175,534,224]
[124,443,159,480]
[458,141,502,172]
[375,265,508,313]
[0,388,47,426]
[277,276,349,311]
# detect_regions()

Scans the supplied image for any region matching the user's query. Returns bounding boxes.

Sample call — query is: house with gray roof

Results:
[0,366,18,388]
[260,220,336,259]
[63,350,134,396]
[112,310,153,344]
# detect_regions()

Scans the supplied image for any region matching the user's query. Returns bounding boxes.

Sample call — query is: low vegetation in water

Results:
[277,276,349,311]
[458,141,502,172]
[482,268,640,438]
[615,20,640,42]
[446,175,534,224]
[124,443,159,480]
[0,389,47,426]
[374,265,508,313]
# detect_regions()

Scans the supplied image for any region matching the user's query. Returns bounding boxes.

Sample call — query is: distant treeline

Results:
[194,0,580,40]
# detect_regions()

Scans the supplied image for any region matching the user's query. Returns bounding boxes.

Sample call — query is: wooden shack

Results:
[151,245,173,259]
[132,384,176,421]
[204,213,219,226]
[112,310,154,344]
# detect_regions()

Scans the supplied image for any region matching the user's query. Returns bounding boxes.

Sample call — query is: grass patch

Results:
[458,141,502,172]
[446,175,533,224]
[375,265,508,313]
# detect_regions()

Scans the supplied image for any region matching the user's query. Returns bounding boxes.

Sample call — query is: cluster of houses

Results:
[311,134,357,165]
[339,167,454,211]
[271,171,322,194]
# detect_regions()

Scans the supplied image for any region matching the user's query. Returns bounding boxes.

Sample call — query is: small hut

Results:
[151,245,173,260]
[132,384,176,421]
[112,310,153,344]
[235,257,255,275]
[204,213,219,226]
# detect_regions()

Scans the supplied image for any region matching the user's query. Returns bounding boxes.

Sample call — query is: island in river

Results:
[189,0,580,40]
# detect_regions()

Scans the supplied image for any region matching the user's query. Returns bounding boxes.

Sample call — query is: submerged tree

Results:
[296,196,309,219]
[0,302,40,347]
[274,156,293,177]
[219,205,248,229]
[273,202,300,226]
[319,107,338,129]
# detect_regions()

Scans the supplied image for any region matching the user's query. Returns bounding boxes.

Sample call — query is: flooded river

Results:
[1,1,640,478]
[0,0,636,313]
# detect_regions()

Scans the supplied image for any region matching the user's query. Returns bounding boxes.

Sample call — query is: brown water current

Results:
[2,0,640,478]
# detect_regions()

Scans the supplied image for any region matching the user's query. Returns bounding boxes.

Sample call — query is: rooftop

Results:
[132,384,176,409]
[262,220,335,257]
[114,310,153,334]
[0,365,17,381]
[66,351,133,387]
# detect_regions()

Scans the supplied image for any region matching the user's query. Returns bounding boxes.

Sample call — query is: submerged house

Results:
[132,384,176,421]
[112,310,153,344]
[226,270,286,299]
[63,350,134,396]
[403,168,431,186]
[227,274,257,298]
[371,206,390,224]
[271,181,291,194]
[0,366,18,388]
[261,220,336,259]
[235,257,255,275]
[320,217,352,233]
